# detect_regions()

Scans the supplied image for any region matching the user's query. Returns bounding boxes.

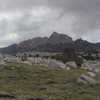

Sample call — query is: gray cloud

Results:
[48,0,100,36]
[0,0,100,47]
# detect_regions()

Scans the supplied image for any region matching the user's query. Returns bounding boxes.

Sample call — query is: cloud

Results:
[47,0,100,34]
[0,6,62,47]
[0,0,100,47]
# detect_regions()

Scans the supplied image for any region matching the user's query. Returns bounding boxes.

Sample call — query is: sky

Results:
[0,0,100,47]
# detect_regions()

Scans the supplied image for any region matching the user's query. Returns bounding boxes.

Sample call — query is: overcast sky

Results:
[0,0,100,47]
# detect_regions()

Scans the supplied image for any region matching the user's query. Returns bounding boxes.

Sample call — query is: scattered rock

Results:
[77,74,97,85]
[0,91,16,98]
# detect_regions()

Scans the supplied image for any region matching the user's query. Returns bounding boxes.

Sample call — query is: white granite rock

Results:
[48,59,66,68]
[66,61,77,68]
[87,72,96,77]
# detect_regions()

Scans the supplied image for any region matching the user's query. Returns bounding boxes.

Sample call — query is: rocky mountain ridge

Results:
[0,32,100,54]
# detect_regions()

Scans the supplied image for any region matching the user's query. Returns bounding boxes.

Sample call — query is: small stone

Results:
[66,67,70,70]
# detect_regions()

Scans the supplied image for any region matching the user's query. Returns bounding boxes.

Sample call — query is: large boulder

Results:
[66,61,77,69]
[48,59,66,68]
[0,91,16,98]
[77,74,97,85]
[87,72,96,77]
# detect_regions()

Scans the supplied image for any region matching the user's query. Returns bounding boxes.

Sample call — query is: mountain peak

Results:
[50,32,59,37]
[75,38,89,44]
[50,32,71,38]
[49,32,73,44]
